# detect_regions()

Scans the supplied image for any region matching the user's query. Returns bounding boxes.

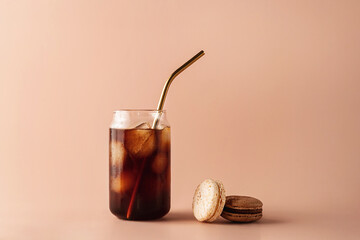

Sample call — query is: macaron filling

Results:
[223,207,262,214]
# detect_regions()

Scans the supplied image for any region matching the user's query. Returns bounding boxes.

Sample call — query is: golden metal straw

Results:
[152,50,205,128]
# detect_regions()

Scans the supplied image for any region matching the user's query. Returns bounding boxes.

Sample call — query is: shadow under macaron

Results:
[212,215,290,225]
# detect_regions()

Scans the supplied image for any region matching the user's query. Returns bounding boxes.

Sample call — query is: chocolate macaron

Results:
[221,195,263,222]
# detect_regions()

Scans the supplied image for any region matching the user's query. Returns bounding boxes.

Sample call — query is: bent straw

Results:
[152,50,205,129]
[126,50,205,219]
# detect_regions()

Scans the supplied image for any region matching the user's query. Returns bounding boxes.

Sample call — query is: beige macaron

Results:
[192,179,226,222]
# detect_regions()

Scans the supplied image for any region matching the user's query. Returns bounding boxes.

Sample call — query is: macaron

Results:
[192,179,226,222]
[221,195,263,222]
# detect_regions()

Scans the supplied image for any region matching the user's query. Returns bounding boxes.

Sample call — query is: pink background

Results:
[1,0,360,239]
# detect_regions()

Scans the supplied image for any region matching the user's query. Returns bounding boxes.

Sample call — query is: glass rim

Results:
[113,109,166,113]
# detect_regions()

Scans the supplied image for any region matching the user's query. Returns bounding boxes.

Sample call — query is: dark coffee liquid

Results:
[109,127,170,220]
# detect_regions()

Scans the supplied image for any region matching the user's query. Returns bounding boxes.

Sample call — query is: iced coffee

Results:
[109,110,170,220]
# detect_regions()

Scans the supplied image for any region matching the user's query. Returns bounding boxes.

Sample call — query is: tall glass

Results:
[109,110,170,220]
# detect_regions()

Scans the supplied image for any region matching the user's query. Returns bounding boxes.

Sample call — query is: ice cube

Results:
[154,123,166,130]
[125,129,156,158]
[110,141,126,167]
[159,127,170,152]
[152,153,168,174]
[135,122,151,129]
[110,177,121,193]
[110,164,120,177]
[110,172,135,193]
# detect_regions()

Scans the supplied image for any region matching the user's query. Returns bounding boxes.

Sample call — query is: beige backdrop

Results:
[0,0,360,238]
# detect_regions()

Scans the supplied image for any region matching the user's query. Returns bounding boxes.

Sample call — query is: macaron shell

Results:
[221,212,262,222]
[207,180,226,222]
[225,195,263,210]
[192,179,220,222]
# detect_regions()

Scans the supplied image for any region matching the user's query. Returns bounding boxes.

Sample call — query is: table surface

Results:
[2,206,360,240]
